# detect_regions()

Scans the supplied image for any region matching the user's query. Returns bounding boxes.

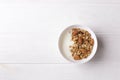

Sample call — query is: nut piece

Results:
[72,29,79,36]
[90,39,94,45]
[80,49,87,54]
[78,37,83,45]
[74,55,80,60]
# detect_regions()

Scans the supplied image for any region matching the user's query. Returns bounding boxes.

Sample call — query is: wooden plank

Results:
[0,64,120,80]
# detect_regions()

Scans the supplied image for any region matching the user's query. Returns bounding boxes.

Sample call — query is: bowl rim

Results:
[58,24,98,64]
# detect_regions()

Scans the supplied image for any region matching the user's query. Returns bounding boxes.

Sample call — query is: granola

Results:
[69,28,94,60]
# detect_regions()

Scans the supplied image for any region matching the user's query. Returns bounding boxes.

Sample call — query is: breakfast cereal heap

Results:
[69,28,94,60]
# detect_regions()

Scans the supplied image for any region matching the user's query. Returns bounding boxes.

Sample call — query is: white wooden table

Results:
[0,0,120,80]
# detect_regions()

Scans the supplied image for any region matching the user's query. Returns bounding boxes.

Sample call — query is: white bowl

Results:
[58,25,98,64]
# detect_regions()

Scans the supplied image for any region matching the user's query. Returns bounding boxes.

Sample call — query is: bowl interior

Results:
[58,25,98,63]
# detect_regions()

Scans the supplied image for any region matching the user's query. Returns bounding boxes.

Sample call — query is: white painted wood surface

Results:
[0,0,120,80]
